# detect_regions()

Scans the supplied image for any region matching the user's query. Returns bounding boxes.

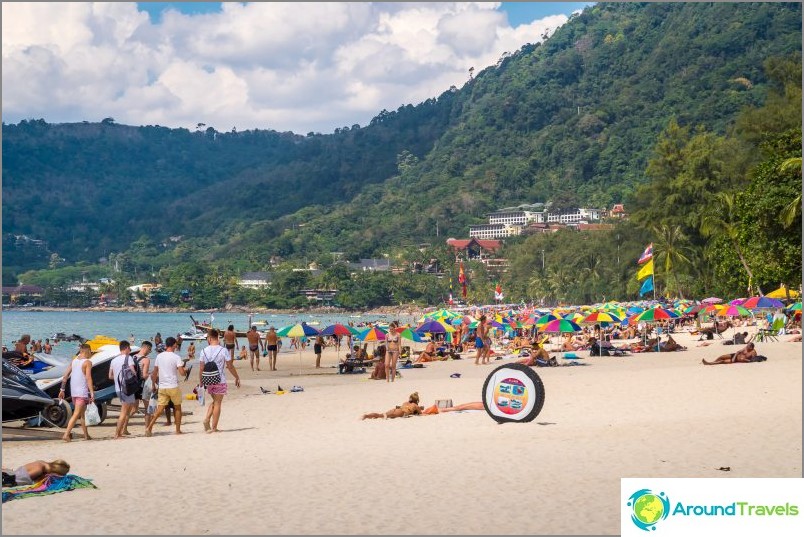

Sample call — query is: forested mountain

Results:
[3,2,801,305]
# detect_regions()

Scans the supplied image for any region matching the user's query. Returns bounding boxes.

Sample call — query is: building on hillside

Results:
[127,283,161,295]
[238,272,273,288]
[576,223,615,231]
[545,207,601,224]
[469,223,523,240]
[298,289,338,303]
[609,204,628,219]
[524,223,566,234]
[446,238,502,262]
[2,285,44,299]
[349,258,392,272]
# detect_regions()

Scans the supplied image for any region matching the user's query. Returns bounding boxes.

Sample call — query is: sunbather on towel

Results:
[414,342,438,363]
[2,460,70,487]
[362,392,423,420]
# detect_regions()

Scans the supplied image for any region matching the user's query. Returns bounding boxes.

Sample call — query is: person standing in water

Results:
[58,343,95,442]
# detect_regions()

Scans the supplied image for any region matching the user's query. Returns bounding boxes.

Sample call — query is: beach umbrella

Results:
[729,298,747,306]
[741,296,784,310]
[319,323,354,337]
[359,326,387,341]
[701,297,723,304]
[276,322,320,374]
[634,308,679,322]
[541,319,582,333]
[398,327,426,343]
[581,312,622,325]
[414,320,451,334]
[788,302,802,312]
[716,305,752,318]
[534,314,559,327]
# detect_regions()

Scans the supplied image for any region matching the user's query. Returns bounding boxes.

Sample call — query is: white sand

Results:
[2,332,801,535]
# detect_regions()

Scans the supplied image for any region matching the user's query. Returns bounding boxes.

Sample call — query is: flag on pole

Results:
[636,259,654,281]
[458,261,467,298]
[494,282,503,301]
[639,275,654,296]
[637,243,653,264]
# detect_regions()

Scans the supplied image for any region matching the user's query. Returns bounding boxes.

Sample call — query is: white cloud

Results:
[2,2,569,134]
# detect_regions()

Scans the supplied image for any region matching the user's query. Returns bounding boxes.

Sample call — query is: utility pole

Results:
[541,249,545,270]
[617,234,620,265]
[436,221,439,237]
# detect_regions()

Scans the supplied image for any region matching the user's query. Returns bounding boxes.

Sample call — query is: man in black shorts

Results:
[265,327,279,371]
[246,326,264,371]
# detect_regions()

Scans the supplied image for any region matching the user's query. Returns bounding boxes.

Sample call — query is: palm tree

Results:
[700,192,755,290]
[778,157,801,228]
[652,224,693,299]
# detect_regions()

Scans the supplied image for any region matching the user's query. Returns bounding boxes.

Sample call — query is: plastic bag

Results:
[197,386,206,407]
[146,392,158,415]
[85,403,101,426]
[142,377,154,402]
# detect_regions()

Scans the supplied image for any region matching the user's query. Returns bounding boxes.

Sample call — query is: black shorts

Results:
[135,387,144,400]
[314,344,322,354]
[267,345,277,352]
[226,343,235,350]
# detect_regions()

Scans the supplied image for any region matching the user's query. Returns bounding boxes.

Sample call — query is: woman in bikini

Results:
[702,342,758,365]
[362,392,423,420]
[385,321,401,382]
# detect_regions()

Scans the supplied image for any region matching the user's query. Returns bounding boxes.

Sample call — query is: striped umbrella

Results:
[359,326,387,341]
[414,320,452,334]
[634,308,679,323]
[717,305,752,317]
[741,296,784,310]
[319,323,355,337]
[276,322,319,373]
[534,314,559,327]
[581,312,622,325]
[788,302,802,311]
[541,319,582,333]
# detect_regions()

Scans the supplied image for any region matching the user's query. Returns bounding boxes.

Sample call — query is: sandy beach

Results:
[2,331,801,535]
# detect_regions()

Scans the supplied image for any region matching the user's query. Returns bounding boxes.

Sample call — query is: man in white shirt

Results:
[145,337,187,436]
[108,340,137,439]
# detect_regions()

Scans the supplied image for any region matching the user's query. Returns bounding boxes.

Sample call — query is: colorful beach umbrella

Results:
[359,326,387,341]
[581,312,622,325]
[534,314,559,327]
[277,322,320,338]
[741,296,784,310]
[414,320,451,334]
[541,319,582,333]
[701,297,723,304]
[319,323,355,337]
[634,308,678,323]
[788,302,802,312]
[716,305,752,317]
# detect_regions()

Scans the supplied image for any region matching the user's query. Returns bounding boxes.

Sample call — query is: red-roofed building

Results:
[446,238,507,270]
[610,204,627,219]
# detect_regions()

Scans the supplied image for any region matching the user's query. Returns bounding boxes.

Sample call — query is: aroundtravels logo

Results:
[627,489,671,531]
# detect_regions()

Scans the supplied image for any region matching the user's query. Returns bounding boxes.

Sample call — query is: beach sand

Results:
[2,331,801,535]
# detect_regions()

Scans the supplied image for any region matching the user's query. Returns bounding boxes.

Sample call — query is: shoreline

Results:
[2,304,423,317]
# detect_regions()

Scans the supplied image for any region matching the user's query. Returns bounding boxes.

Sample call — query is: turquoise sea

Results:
[1,310,415,349]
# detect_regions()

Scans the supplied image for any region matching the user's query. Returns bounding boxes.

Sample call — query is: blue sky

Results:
[136,2,594,25]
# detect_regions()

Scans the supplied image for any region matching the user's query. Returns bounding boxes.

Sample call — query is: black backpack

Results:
[201,348,225,386]
[119,355,140,396]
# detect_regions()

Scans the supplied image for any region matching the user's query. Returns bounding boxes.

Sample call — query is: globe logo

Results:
[627,489,670,531]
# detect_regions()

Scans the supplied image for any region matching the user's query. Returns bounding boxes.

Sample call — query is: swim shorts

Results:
[206,383,228,396]
[225,343,235,350]
[267,345,277,352]
[475,337,484,349]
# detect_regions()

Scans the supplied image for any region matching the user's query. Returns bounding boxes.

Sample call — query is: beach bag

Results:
[196,386,206,407]
[201,349,224,386]
[119,355,140,396]
[84,403,101,426]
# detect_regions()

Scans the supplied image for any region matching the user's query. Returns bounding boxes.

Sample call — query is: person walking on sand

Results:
[265,327,279,371]
[145,337,187,437]
[109,341,137,439]
[314,336,324,368]
[386,321,401,382]
[223,324,238,361]
[58,343,95,442]
[132,341,152,417]
[246,326,264,371]
[199,329,241,433]
[187,341,196,361]
[475,316,488,365]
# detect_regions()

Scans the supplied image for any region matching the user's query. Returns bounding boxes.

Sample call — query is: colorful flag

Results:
[638,243,653,264]
[636,259,654,281]
[458,261,467,298]
[639,275,654,296]
[494,282,503,301]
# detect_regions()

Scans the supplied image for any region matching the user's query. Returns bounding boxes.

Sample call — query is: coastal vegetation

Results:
[4,2,801,308]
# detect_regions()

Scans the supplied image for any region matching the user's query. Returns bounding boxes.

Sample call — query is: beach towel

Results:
[2,474,96,503]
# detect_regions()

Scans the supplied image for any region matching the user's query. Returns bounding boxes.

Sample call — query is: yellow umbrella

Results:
[766,286,801,299]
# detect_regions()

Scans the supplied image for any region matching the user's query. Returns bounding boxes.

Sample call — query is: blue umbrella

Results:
[414,320,450,334]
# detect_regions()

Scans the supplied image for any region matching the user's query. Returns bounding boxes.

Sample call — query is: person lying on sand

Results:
[2,460,70,487]
[414,341,437,364]
[658,335,686,352]
[702,342,758,365]
[422,402,484,414]
[362,392,423,420]
[789,335,802,342]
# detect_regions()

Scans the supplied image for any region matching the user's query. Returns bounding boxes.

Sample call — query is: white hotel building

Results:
[468,205,602,239]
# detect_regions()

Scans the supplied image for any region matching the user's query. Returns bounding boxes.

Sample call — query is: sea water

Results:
[0,310,415,349]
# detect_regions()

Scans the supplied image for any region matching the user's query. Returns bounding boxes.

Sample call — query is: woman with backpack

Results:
[199,329,241,433]
[109,341,139,439]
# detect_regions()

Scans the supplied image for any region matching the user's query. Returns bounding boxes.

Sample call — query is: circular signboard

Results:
[482,363,545,423]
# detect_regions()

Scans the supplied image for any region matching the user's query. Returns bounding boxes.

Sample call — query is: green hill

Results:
[3,2,801,300]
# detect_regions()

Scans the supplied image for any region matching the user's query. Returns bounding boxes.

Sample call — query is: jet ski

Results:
[33,336,139,427]
[2,358,55,423]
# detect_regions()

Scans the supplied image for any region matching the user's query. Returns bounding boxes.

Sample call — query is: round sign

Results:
[482,363,545,423]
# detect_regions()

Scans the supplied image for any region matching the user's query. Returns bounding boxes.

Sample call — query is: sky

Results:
[2,2,594,134]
